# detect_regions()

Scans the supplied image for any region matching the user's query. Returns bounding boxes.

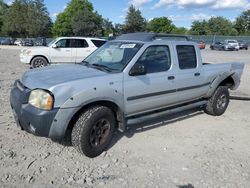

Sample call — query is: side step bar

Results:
[118,100,208,132]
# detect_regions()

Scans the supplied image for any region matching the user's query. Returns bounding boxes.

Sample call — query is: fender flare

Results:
[48,98,124,139]
[205,72,235,98]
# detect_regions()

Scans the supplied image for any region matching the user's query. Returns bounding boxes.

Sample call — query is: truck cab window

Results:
[135,45,171,74]
[176,45,197,69]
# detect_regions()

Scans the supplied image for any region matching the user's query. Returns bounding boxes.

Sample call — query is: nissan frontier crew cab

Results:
[10,33,244,158]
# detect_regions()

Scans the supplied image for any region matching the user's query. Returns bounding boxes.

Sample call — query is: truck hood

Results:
[21,64,107,89]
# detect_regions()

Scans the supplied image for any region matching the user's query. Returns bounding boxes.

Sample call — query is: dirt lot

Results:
[0,46,249,188]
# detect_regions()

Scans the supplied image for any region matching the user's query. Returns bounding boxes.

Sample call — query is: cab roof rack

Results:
[116,32,192,42]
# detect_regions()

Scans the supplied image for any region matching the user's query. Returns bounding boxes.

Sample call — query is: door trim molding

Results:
[127,82,210,101]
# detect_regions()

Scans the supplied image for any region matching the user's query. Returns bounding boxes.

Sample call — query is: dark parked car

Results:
[238,40,248,50]
[0,38,14,45]
[22,39,34,46]
[34,37,47,46]
[210,41,234,51]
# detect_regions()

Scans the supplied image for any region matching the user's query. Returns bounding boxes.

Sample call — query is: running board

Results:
[118,100,208,132]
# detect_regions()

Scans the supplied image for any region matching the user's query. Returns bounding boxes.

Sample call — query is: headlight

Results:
[28,89,54,110]
[22,49,32,55]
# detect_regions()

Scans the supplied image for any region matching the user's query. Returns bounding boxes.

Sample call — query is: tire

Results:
[31,56,48,68]
[205,86,229,116]
[71,106,116,158]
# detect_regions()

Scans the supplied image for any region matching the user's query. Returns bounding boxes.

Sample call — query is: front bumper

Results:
[224,46,235,51]
[20,53,32,64]
[239,45,248,49]
[10,80,59,137]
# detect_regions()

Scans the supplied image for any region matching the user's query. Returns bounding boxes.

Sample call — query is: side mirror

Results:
[129,64,147,76]
[52,44,58,48]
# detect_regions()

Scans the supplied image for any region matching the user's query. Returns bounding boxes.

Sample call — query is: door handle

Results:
[66,50,71,52]
[194,73,200,76]
[168,76,175,80]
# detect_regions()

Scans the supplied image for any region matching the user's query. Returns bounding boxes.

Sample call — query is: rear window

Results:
[70,39,88,48]
[91,40,106,47]
[176,45,197,69]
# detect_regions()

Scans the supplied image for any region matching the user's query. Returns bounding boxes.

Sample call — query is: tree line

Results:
[0,0,249,38]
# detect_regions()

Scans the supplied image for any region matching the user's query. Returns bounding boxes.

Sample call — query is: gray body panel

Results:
[19,39,244,138]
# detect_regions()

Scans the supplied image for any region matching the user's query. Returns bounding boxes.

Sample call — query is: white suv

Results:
[224,39,240,51]
[20,37,106,68]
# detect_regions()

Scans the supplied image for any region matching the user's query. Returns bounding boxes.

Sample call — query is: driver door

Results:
[50,39,74,63]
[124,45,178,116]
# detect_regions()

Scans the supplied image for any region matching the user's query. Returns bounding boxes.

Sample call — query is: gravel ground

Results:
[0,46,249,188]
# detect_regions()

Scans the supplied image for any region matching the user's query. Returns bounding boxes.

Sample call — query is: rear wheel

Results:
[31,56,48,68]
[205,86,229,116]
[71,106,116,158]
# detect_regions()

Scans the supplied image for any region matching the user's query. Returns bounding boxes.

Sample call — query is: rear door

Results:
[71,39,91,63]
[173,44,209,103]
[50,39,73,63]
[124,45,178,116]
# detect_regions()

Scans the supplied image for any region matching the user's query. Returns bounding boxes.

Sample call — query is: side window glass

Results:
[56,39,68,48]
[70,39,89,48]
[91,40,106,47]
[176,45,197,69]
[82,39,89,48]
[135,45,171,74]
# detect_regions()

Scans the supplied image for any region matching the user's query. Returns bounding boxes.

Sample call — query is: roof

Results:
[57,37,106,41]
[116,32,191,42]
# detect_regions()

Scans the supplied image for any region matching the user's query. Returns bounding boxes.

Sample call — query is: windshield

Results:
[227,40,237,43]
[84,41,142,72]
[47,39,57,47]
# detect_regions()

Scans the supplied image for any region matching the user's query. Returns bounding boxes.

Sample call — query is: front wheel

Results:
[71,106,116,158]
[31,56,48,68]
[205,86,229,116]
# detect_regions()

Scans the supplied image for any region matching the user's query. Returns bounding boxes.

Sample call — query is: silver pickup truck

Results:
[10,33,244,158]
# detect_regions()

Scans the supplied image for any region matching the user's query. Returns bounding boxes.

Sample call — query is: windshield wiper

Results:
[92,63,112,72]
[77,60,90,67]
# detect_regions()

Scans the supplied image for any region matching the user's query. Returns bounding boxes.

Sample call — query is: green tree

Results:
[147,17,175,33]
[113,23,124,36]
[124,5,146,33]
[207,17,237,36]
[102,18,114,36]
[172,27,188,34]
[71,10,103,36]
[234,9,250,35]
[52,0,93,36]
[190,20,209,35]
[2,0,51,37]
[0,0,8,35]
[26,0,52,37]
[2,0,28,37]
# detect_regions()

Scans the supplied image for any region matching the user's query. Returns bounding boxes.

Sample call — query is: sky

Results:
[4,0,250,28]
